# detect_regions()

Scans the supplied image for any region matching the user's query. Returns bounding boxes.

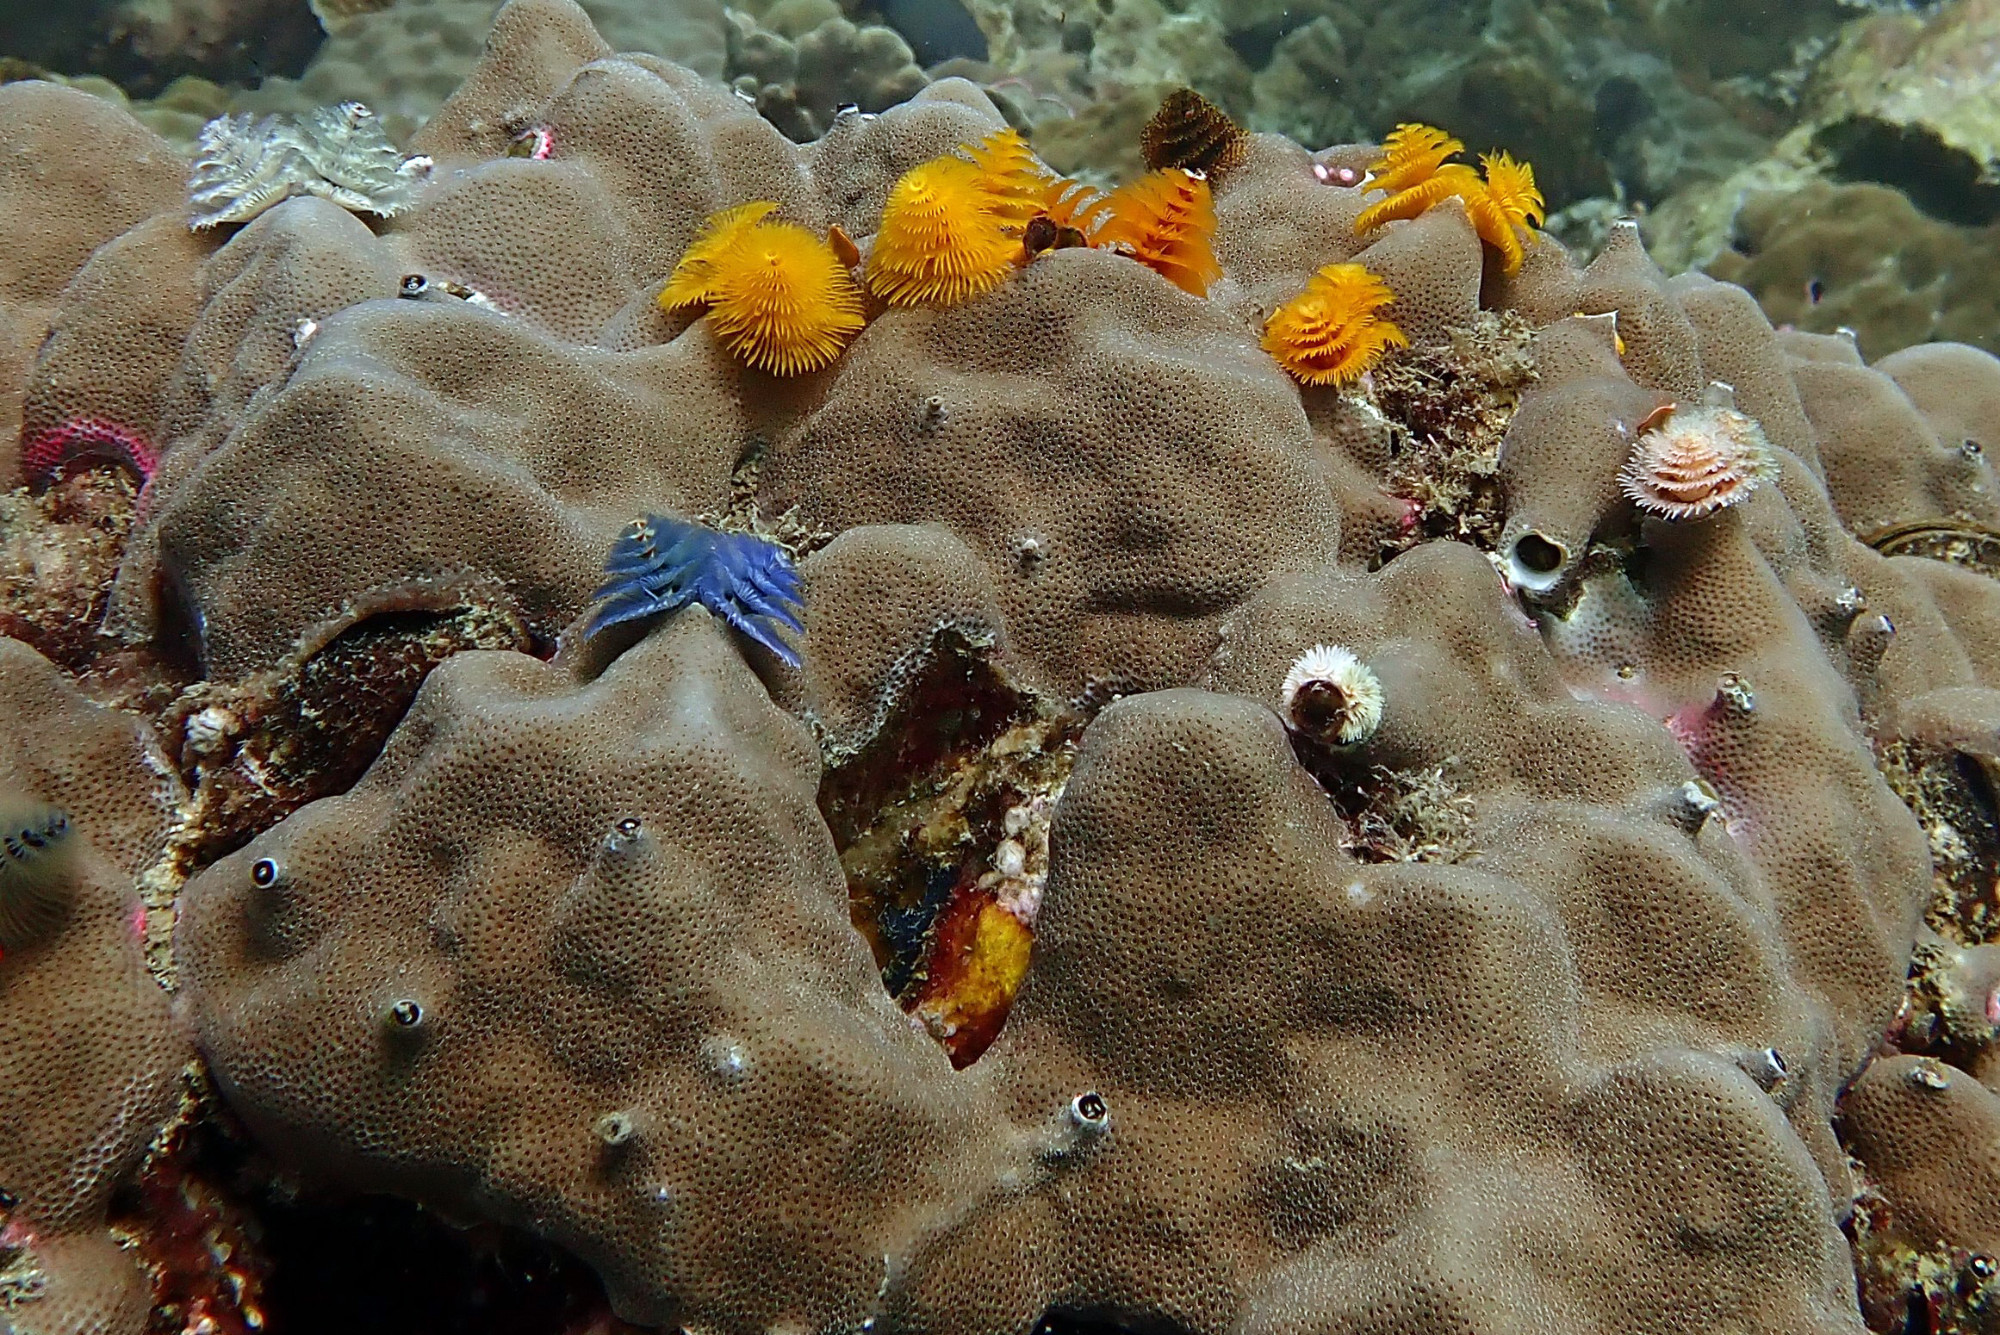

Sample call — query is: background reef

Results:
[9,0,2000,365]
[2,0,2000,1333]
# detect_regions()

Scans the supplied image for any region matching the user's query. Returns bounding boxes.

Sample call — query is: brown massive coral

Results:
[2,1,2000,1332]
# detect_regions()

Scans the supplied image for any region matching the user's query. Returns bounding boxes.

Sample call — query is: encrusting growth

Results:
[660,203,864,374]
[1262,262,1408,385]
[1356,123,1545,273]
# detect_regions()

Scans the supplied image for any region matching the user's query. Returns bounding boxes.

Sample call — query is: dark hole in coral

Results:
[256,1193,623,1335]
[819,631,1029,851]
[1035,1306,1199,1335]
[1903,1287,1933,1335]
[104,1110,639,1335]
[1954,750,2000,832]
[1592,76,1650,147]
[1512,532,1565,574]
[145,563,212,685]
[1816,117,2000,227]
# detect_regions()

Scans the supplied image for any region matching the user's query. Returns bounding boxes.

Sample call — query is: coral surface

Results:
[1,4,1999,1335]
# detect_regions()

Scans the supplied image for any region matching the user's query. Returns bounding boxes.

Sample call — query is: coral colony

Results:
[3,9,2000,1335]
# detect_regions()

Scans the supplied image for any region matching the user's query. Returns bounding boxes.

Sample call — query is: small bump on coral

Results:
[1715,671,1756,715]
[385,998,425,1029]
[1281,645,1384,746]
[594,1111,639,1148]
[1068,1091,1109,1129]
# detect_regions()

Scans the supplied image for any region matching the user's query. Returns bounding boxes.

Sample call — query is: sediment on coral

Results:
[0,467,141,675]
[1361,309,1539,562]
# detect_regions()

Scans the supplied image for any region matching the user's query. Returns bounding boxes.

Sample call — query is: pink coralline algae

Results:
[19,417,160,489]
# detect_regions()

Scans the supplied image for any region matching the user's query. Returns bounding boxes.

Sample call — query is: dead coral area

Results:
[699,439,837,562]
[817,631,1082,1067]
[162,602,534,866]
[107,1083,272,1335]
[1288,740,1481,866]
[1363,310,1540,562]
[1878,738,2000,946]
[0,465,138,674]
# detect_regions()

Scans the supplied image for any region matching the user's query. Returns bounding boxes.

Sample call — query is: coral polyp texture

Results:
[1,4,1999,1334]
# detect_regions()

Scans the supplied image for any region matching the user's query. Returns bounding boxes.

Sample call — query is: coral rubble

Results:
[1,4,1999,1334]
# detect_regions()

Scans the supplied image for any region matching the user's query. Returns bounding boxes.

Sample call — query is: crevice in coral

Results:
[1290,742,1480,865]
[1033,1305,1200,1335]
[112,1092,639,1335]
[1364,311,1539,566]
[1841,1174,2000,1335]
[166,604,531,864]
[1878,739,2000,946]
[818,631,1082,1066]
